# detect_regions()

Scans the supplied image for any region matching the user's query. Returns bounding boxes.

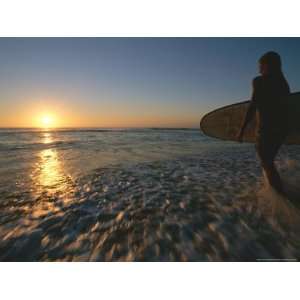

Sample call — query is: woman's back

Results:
[254,73,290,134]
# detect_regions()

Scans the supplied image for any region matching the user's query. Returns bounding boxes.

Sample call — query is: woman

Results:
[237,51,290,195]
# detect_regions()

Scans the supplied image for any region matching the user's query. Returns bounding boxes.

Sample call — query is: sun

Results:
[41,114,55,128]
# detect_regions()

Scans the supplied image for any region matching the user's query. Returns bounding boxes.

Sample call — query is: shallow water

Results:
[0,128,300,261]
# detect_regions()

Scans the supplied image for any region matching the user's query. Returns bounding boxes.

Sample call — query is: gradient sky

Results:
[1,38,300,128]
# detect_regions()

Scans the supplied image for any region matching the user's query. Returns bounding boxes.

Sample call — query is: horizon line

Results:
[0,126,199,130]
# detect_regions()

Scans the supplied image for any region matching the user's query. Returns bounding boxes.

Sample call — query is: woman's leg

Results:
[256,135,285,195]
[261,160,285,194]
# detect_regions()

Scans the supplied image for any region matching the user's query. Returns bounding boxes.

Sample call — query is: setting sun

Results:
[41,115,55,128]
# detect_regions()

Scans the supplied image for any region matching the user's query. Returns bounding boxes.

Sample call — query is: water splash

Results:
[256,158,300,231]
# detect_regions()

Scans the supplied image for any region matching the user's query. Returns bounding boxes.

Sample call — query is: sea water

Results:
[0,128,300,261]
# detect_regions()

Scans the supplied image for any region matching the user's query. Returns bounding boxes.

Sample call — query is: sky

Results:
[0,37,300,128]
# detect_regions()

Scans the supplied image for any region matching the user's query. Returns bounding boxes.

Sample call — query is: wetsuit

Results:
[250,74,290,166]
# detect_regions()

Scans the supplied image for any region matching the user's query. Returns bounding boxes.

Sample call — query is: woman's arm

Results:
[237,101,256,142]
[237,78,259,142]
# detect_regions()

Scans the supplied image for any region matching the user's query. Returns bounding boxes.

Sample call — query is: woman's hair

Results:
[259,51,282,74]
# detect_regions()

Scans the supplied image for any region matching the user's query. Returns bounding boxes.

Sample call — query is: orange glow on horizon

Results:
[0,97,202,128]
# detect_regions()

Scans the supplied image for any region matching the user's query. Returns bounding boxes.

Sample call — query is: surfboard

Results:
[200,92,300,145]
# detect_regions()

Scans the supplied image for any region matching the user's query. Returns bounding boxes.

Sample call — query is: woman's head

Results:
[259,51,282,76]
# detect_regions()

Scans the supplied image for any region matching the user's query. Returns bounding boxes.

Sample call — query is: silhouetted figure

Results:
[237,51,290,195]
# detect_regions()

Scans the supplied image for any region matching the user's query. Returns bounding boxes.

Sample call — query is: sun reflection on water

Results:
[42,132,53,144]
[39,148,62,190]
[35,132,64,191]
[30,132,74,217]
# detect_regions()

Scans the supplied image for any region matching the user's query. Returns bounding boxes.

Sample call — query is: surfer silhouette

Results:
[237,51,290,195]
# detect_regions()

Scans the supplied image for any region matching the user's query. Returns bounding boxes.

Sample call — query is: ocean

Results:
[0,128,300,261]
